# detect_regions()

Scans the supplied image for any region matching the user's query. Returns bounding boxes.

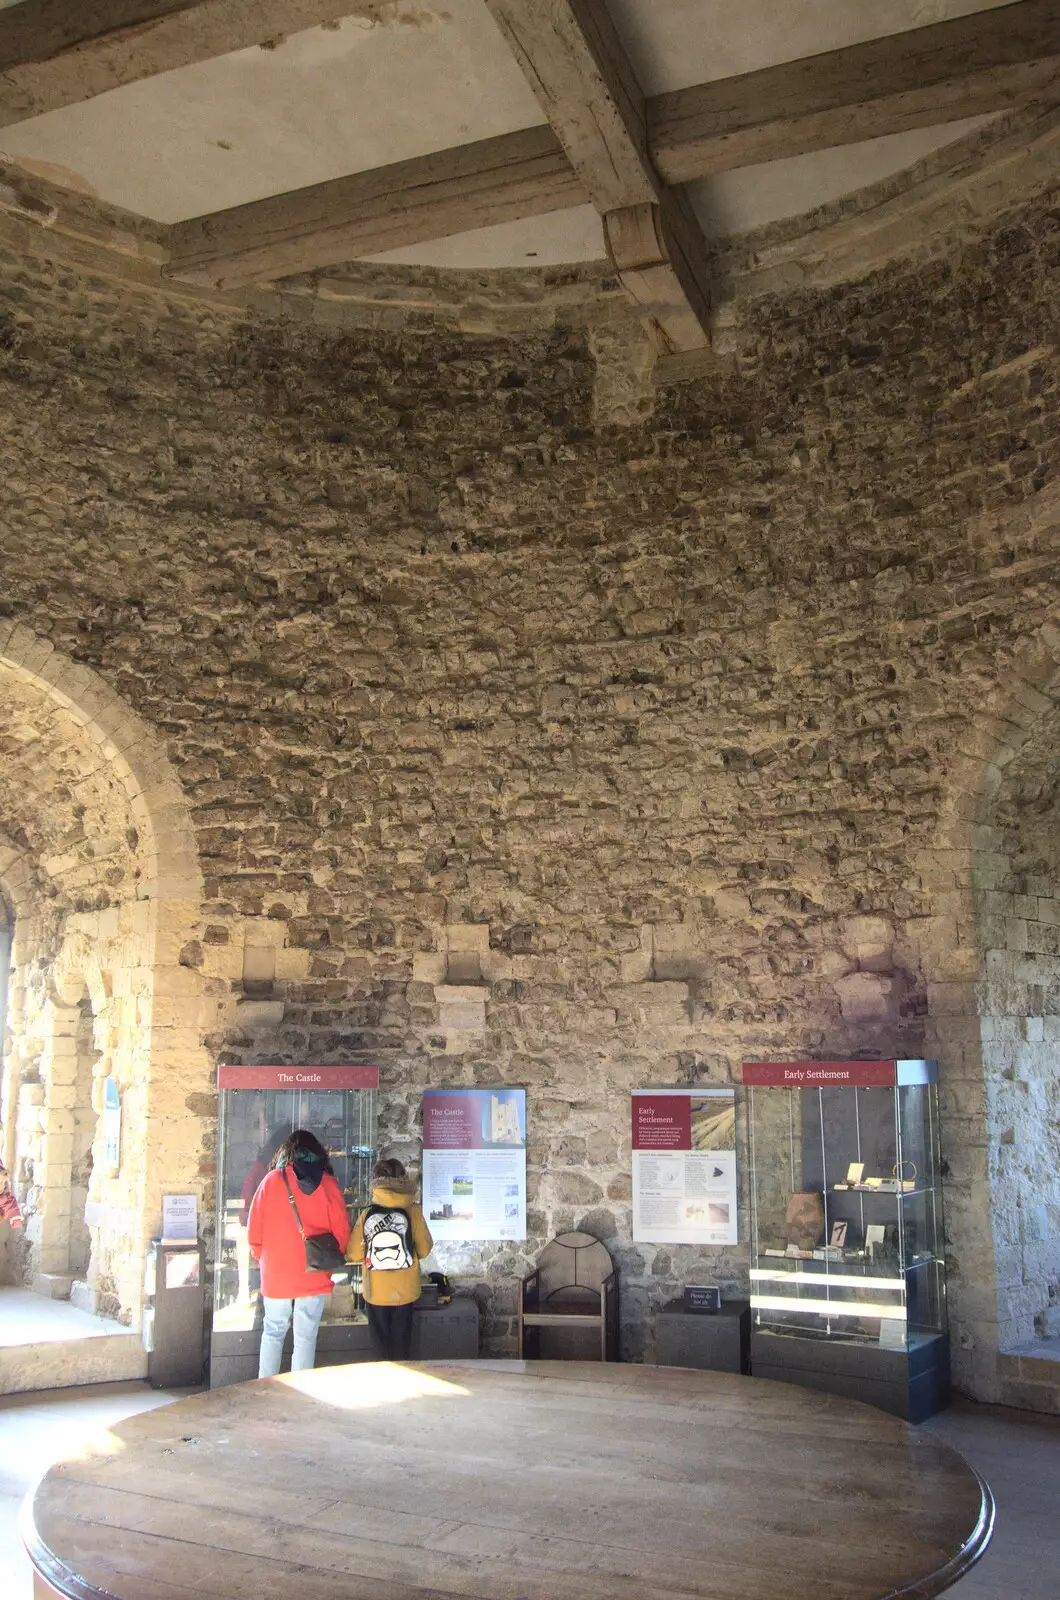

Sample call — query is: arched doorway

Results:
[930,591,1060,1412]
[0,623,208,1346]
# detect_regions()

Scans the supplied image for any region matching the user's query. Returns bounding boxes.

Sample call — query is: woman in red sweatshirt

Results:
[246,1129,351,1379]
[0,1163,23,1228]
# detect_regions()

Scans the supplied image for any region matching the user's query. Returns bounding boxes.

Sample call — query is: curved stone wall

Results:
[0,176,1056,1393]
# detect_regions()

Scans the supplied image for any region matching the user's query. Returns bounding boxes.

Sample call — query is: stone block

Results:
[41,1133,75,1165]
[70,1280,100,1315]
[273,946,312,980]
[433,985,488,1006]
[446,923,489,954]
[480,951,513,982]
[34,1272,74,1299]
[0,1333,145,1395]
[438,1003,487,1033]
[996,1375,1060,1414]
[234,998,286,1027]
[413,952,447,984]
[713,890,751,919]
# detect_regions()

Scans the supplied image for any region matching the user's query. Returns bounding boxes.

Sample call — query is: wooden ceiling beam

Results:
[0,1,365,127]
[482,0,713,353]
[166,126,584,290]
[650,0,1060,184]
[163,0,1060,294]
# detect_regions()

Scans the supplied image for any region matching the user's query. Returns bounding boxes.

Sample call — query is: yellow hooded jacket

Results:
[348,1180,433,1307]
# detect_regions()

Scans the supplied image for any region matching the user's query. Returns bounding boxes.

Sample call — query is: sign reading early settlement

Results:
[631,1089,738,1246]
[422,1088,527,1243]
[742,1060,897,1087]
[741,1060,937,1087]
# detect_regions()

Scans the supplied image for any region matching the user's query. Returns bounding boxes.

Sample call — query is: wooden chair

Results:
[518,1230,619,1362]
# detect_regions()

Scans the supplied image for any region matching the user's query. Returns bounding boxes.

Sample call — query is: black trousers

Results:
[366,1301,414,1361]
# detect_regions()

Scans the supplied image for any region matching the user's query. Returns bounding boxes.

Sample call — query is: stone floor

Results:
[0,1286,146,1394]
[0,1381,1057,1598]
[0,1287,127,1345]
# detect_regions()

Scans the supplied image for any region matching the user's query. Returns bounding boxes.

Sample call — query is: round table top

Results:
[25,1361,993,1600]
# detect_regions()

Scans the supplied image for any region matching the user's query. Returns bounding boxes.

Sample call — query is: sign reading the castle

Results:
[632,1089,738,1247]
[422,1088,526,1242]
[217,1065,380,1090]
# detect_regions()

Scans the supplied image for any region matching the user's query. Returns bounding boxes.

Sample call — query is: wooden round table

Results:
[24,1361,993,1600]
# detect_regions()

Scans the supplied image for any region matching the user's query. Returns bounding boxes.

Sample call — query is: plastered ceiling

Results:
[0,0,1011,266]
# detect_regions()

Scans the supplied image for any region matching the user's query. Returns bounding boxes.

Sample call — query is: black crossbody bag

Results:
[281,1168,347,1273]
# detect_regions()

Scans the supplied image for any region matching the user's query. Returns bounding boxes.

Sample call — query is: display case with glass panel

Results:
[210,1064,377,1385]
[742,1060,948,1421]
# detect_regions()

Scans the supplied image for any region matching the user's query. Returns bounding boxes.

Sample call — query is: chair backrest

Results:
[535,1231,613,1301]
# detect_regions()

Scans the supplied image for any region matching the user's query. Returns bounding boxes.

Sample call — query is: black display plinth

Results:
[209,1297,480,1387]
[146,1240,206,1389]
[655,1299,750,1374]
[750,1327,949,1422]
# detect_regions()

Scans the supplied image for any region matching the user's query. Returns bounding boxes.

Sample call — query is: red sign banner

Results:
[217,1064,379,1090]
[423,1091,484,1150]
[631,1093,692,1151]
[742,1061,897,1087]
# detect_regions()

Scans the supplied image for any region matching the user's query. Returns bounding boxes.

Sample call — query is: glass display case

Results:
[742,1060,948,1421]
[210,1064,377,1384]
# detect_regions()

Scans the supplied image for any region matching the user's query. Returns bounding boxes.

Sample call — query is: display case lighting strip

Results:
[750,1294,907,1319]
[750,1269,905,1291]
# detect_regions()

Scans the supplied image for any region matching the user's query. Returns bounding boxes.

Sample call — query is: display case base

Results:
[656,1299,750,1374]
[210,1298,480,1387]
[750,1327,949,1422]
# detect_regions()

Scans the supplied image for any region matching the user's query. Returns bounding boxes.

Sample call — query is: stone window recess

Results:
[412,923,515,1044]
[234,920,291,1029]
[608,925,700,1030]
[824,917,923,1034]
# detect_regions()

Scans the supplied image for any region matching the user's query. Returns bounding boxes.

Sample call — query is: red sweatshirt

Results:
[246,1168,351,1300]
[0,1189,23,1226]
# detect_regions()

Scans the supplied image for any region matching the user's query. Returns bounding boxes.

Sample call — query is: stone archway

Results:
[0,622,209,1325]
[918,526,1060,1410]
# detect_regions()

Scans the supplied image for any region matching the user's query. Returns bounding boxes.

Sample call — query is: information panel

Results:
[422,1088,527,1242]
[631,1088,738,1246]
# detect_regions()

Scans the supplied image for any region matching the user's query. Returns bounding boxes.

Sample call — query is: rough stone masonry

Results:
[0,179,1057,1403]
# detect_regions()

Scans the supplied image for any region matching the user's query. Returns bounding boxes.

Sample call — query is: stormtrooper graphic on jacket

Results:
[347,1175,433,1307]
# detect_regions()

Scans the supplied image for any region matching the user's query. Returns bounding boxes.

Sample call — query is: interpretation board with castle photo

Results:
[422,1088,527,1242]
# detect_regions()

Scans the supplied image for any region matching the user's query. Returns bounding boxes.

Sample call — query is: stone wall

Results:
[0,187,1057,1385]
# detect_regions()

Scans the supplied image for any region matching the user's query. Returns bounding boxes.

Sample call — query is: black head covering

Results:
[291,1153,324,1194]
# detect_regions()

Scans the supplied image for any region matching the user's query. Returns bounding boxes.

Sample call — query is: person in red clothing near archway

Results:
[0,1163,24,1229]
[246,1129,351,1379]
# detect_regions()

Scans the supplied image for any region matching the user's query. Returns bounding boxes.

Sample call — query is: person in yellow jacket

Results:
[348,1157,433,1360]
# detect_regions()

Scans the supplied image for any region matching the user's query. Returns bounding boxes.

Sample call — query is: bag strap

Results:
[281,1167,307,1239]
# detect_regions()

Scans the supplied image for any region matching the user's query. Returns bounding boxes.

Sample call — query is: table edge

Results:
[885,1468,995,1600]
